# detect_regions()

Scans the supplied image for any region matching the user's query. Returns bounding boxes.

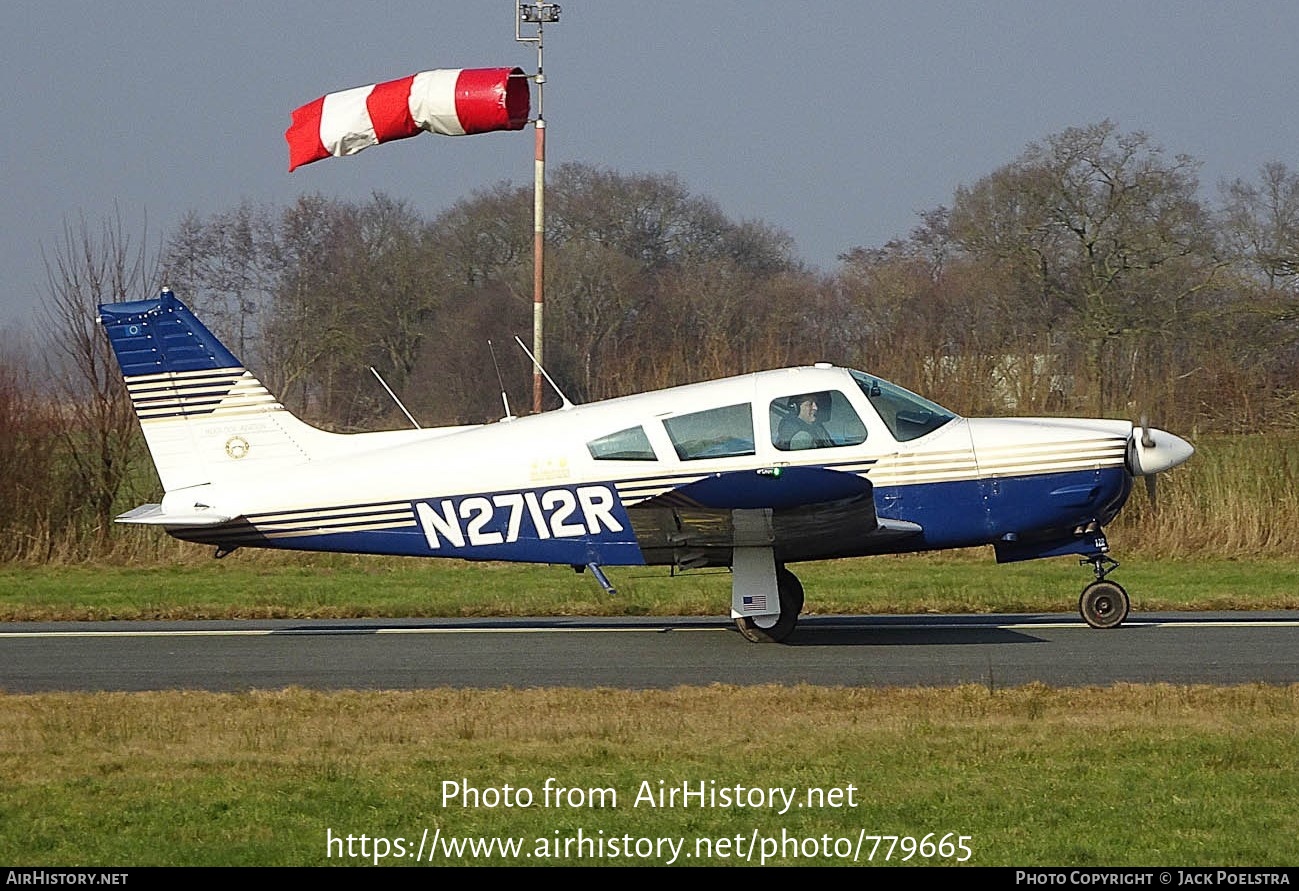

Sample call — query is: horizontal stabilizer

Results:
[114,503,234,527]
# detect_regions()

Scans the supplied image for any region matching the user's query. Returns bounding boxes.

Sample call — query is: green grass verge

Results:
[1,686,1296,866]
[2,553,1297,621]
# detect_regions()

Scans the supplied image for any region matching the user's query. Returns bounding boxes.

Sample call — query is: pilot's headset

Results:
[788,393,832,422]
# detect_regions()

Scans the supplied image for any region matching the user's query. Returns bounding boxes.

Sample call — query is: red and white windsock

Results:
[285,67,530,171]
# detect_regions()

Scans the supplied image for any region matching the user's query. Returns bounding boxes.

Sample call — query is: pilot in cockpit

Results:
[777,392,833,450]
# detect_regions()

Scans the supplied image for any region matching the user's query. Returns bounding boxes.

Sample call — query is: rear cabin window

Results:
[770,390,867,451]
[662,404,755,460]
[587,426,657,461]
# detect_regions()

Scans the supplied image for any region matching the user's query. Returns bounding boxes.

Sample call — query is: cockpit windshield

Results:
[850,370,957,442]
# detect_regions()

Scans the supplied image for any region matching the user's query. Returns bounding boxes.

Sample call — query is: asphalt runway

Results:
[2,612,1298,692]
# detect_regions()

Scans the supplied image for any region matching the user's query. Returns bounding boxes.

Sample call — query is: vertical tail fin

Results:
[98,289,330,492]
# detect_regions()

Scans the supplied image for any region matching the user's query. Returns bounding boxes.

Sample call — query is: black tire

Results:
[735,566,804,643]
[1079,580,1130,629]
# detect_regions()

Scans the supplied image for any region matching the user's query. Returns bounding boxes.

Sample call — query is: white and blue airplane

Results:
[98,289,1193,642]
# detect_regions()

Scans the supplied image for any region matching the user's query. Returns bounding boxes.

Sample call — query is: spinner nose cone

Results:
[1128,427,1194,476]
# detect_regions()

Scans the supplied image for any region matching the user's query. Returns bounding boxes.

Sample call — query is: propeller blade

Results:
[1139,413,1154,448]
[1144,472,1158,512]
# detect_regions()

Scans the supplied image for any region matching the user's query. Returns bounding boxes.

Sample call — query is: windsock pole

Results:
[517,2,560,413]
[532,108,546,414]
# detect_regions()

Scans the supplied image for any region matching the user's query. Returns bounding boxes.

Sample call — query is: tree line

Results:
[3,120,1296,560]
[161,121,1297,435]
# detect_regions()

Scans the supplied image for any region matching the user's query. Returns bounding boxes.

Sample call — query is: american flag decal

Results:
[743,594,767,610]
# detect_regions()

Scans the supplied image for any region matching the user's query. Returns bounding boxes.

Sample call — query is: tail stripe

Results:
[122,367,249,384]
[245,501,414,523]
[124,369,281,422]
[171,501,417,545]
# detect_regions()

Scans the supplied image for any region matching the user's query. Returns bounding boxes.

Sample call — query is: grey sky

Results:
[4,2,1298,328]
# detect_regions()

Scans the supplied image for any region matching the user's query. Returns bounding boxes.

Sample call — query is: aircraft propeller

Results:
[1127,413,1194,510]
[1139,414,1158,508]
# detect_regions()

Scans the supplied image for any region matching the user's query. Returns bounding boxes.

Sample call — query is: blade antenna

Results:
[514,335,574,410]
[369,366,422,429]
[488,340,516,420]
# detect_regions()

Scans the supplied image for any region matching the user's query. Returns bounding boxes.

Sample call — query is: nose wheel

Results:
[1078,554,1129,629]
[1080,579,1130,629]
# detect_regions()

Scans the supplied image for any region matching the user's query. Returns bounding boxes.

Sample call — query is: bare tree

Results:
[949,121,1223,415]
[1221,161,1299,298]
[545,239,643,401]
[1214,162,1299,428]
[164,202,281,362]
[43,212,160,539]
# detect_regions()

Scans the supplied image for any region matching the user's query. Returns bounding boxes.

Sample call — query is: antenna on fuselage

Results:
[369,366,422,429]
[487,340,517,421]
[514,335,574,411]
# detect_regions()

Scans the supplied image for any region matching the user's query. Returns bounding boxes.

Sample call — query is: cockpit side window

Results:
[770,390,867,451]
[587,426,657,461]
[662,404,755,460]
[850,370,956,442]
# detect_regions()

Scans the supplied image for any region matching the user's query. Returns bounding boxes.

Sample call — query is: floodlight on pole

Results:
[516,2,560,414]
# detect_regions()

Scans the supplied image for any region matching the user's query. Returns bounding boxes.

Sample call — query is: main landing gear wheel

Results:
[1079,580,1130,629]
[735,566,804,643]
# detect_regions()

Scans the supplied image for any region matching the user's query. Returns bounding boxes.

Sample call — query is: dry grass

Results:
[1113,433,1299,557]
[5,684,1296,757]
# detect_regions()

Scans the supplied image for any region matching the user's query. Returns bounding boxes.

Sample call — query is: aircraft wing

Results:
[626,466,921,567]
